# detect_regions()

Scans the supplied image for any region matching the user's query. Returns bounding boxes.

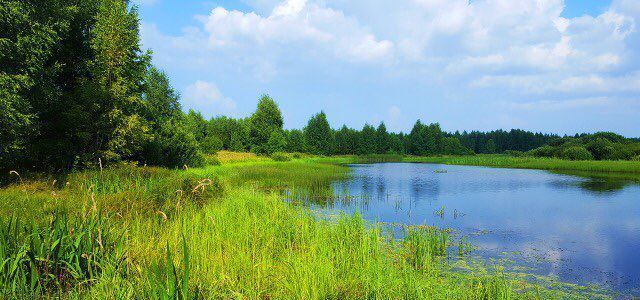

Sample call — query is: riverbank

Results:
[401,155,640,174]
[0,154,609,298]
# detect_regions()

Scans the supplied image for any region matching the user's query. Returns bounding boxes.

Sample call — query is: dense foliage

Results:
[528,132,640,161]
[453,129,559,154]
[0,0,203,171]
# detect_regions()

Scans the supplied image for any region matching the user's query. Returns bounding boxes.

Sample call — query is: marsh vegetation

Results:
[2,155,622,298]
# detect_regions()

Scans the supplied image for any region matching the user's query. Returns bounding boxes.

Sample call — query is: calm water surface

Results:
[321,163,640,295]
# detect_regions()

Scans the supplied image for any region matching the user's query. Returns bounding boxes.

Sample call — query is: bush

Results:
[529,145,555,158]
[200,135,223,154]
[271,152,292,162]
[560,146,593,161]
[632,155,640,161]
[142,121,204,168]
[266,131,287,155]
[503,150,525,157]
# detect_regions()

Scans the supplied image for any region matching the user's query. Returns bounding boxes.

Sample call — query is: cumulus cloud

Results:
[140,0,640,131]
[183,81,236,115]
[200,0,394,63]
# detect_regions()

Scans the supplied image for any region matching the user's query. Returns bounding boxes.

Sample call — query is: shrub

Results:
[142,121,204,168]
[266,131,287,155]
[632,155,640,161]
[503,150,525,157]
[529,145,555,158]
[200,135,223,154]
[271,152,292,162]
[204,155,221,166]
[560,146,593,161]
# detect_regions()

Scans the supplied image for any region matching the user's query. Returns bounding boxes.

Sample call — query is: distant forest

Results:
[2,0,639,172]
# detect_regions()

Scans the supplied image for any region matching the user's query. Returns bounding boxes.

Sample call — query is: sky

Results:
[134,0,640,136]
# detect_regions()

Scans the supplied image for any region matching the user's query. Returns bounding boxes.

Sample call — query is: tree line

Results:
[2,0,638,173]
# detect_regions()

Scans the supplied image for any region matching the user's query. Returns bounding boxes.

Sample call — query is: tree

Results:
[185,110,207,142]
[0,0,72,168]
[250,95,283,153]
[200,135,223,154]
[441,137,471,155]
[142,67,181,125]
[561,146,593,161]
[143,120,204,168]
[286,129,305,153]
[389,134,405,154]
[304,111,335,155]
[482,139,497,154]
[423,123,443,155]
[335,125,358,155]
[138,66,204,167]
[358,124,376,155]
[375,122,390,154]
[266,131,287,154]
[408,120,425,155]
[90,0,151,163]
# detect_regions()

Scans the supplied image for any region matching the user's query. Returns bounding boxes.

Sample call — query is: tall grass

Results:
[0,156,611,299]
[0,211,124,298]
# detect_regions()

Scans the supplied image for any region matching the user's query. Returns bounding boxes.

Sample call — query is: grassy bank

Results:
[403,155,640,176]
[0,154,608,298]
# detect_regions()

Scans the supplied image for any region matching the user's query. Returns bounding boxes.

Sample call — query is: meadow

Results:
[0,152,612,299]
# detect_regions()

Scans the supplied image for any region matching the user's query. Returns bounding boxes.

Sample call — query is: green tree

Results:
[286,129,305,153]
[441,137,471,155]
[304,111,335,155]
[482,139,498,154]
[358,124,377,155]
[389,134,405,154]
[375,122,390,154]
[0,0,72,168]
[142,67,181,125]
[138,66,204,167]
[250,95,283,153]
[90,0,151,162]
[335,125,358,155]
[200,135,223,154]
[408,120,426,155]
[561,146,593,161]
[266,131,287,154]
[185,110,207,142]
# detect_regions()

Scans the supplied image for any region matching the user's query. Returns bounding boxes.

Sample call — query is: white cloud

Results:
[387,105,404,132]
[472,72,640,94]
[508,97,613,111]
[183,81,236,115]
[201,0,394,63]
[140,0,640,126]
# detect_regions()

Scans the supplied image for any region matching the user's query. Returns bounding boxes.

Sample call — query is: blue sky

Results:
[135,0,640,136]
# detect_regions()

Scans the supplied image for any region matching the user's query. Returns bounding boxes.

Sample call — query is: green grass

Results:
[403,155,640,176]
[0,156,612,299]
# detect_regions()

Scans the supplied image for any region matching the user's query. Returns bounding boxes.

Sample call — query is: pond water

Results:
[322,163,640,295]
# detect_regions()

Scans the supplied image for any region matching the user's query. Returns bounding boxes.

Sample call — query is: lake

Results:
[320,163,640,295]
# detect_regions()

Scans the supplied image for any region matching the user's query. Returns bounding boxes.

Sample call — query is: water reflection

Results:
[319,163,640,295]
